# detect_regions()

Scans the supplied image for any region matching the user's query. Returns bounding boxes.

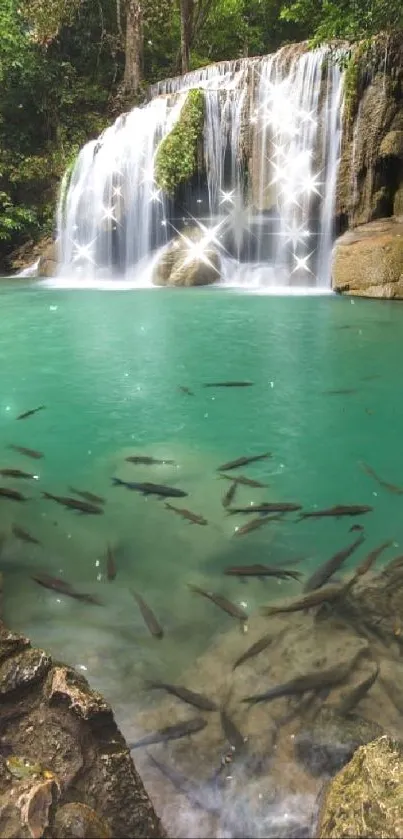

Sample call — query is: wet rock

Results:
[46,666,110,720]
[0,649,51,695]
[0,758,60,839]
[0,622,166,838]
[318,736,403,838]
[332,217,403,298]
[152,226,220,287]
[38,241,58,277]
[294,707,384,776]
[53,802,111,838]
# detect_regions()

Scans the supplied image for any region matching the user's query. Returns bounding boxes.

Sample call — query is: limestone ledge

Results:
[332,217,403,298]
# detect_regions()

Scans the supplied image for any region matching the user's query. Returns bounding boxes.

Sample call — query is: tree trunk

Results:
[179,0,192,74]
[124,0,143,95]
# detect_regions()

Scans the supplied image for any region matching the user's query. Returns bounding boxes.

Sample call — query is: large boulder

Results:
[38,240,58,277]
[318,736,403,838]
[0,622,165,839]
[332,217,403,297]
[152,226,221,287]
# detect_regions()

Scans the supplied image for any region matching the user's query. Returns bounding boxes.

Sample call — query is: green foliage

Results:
[0,191,38,242]
[280,0,403,44]
[154,89,205,194]
[1,0,403,262]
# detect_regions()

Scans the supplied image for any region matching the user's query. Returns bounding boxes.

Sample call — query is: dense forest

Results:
[0,0,402,263]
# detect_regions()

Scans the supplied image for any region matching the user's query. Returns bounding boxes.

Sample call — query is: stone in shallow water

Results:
[152,226,221,287]
[294,707,384,776]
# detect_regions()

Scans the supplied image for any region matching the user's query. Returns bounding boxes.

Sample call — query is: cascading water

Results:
[58,44,344,289]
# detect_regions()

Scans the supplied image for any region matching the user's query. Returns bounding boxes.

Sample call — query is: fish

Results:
[228,502,302,515]
[219,473,268,488]
[164,502,207,525]
[220,709,245,751]
[187,583,248,622]
[222,481,238,509]
[336,664,380,716]
[354,540,393,578]
[298,505,373,520]
[322,389,358,395]
[12,525,40,546]
[261,580,354,617]
[125,456,175,465]
[178,386,194,396]
[42,492,103,514]
[235,515,281,537]
[224,564,302,581]
[146,680,217,711]
[16,405,46,421]
[106,544,116,581]
[131,590,163,638]
[204,382,254,388]
[147,753,220,816]
[0,487,29,502]
[233,633,273,670]
[350,524,364,532]
[0,468,36,479]
[382,555,403,577]
[217,453,271,471]
[31,573,102,605]
[241,662,353,705]
[8,445,43,460]
[129,717,207,749]
[69,487,105,505]
[360,461,403,496]
[303,534,365,592]
[112,478,187,498]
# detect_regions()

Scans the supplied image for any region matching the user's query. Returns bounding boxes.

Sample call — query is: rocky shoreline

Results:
[0,621,165,838]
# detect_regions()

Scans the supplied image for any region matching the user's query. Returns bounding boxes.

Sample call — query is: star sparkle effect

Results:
[71,237,97,266]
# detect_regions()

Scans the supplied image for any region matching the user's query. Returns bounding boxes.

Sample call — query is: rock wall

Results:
[336,33,403,230]
[332,33,403,298]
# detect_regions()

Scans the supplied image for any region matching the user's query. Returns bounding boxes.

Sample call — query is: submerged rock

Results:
[332,217,403,298]
[318,736,403,837]
[152,225,221,287]
[295,707,384,776]
[0,622,166,838]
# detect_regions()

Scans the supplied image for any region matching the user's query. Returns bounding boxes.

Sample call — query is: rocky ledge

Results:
[0,621,165,838]
[332,216,403,298]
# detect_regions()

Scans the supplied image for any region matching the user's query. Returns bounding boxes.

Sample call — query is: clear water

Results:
[1,281,403,833]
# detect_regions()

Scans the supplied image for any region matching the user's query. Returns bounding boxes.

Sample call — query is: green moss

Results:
[154,88,205,195]
[343,39,373,125]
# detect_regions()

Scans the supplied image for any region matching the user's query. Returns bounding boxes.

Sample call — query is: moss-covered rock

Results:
[332,217,403,297]
[379,130,403,159]
[318,736,403,838]
[154,89,205,195]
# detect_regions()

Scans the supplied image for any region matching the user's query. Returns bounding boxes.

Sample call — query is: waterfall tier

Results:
[58,44,344,289]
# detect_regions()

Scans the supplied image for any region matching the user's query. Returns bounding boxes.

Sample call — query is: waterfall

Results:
[58,44,344,289]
